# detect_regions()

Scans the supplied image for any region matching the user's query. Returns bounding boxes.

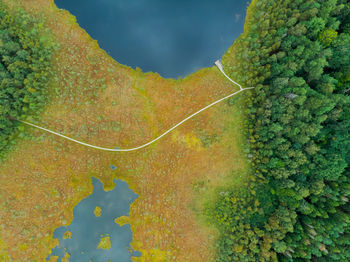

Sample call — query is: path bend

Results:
[18,61,254,152]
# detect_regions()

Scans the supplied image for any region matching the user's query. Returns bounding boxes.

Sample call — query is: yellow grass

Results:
[97,235,112,250]
[94,206,102,217]
[0,0,250,261]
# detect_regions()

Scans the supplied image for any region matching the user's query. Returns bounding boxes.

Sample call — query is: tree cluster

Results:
[0,3,55,158]
[210,0,350,261]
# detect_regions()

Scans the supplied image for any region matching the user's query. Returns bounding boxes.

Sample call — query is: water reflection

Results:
[55,0,249,78]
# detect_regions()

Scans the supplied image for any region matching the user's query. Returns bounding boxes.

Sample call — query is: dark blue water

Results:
[47,177,139,262]
[55,0,249,78]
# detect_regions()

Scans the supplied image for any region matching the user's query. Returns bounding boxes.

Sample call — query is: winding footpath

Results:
[18,61,254,152]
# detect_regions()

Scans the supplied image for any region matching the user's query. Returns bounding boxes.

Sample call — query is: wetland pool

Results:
[47,177,140,262]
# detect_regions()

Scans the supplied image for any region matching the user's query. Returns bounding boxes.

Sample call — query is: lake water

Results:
[47,177,139,262]
[54,0,249,78]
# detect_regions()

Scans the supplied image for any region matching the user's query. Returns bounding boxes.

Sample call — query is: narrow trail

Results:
[18,61,254,152]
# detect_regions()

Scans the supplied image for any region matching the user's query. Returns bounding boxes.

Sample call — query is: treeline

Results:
[0,2,55,158]
[210,0,350,261]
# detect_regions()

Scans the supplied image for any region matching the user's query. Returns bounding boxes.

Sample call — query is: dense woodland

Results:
[210,0,350,261]
[0,3,54,159]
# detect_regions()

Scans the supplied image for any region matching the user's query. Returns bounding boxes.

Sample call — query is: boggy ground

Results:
[0,0,250,261]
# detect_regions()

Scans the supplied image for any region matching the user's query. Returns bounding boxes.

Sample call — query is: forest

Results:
[209,0,350,261]
[0,3,55,159]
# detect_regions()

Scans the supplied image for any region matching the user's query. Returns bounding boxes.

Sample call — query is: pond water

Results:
[54,0,250,78]
[47,177,139,262]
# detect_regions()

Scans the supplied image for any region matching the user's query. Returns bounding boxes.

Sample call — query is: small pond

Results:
[54,0,250,78]
[47,177,140,262]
